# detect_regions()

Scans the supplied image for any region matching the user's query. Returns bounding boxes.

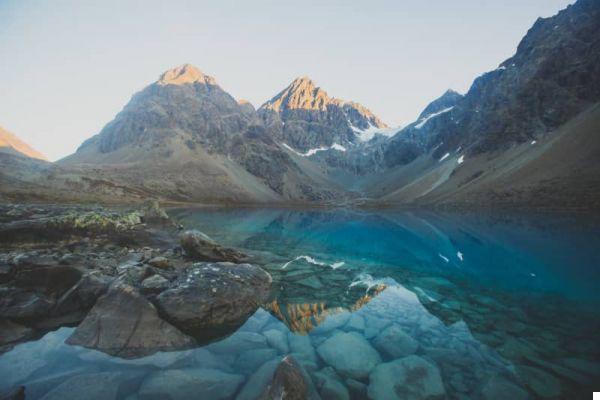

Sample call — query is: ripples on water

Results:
[1,208,599,399]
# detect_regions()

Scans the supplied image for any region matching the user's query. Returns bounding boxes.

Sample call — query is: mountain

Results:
[258,76,388,155]
[0,126,46,160]
[61,64,341,203]
[361,0,600,209]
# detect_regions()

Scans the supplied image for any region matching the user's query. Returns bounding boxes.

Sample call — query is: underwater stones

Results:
[147,256,171,269]
[236,359,280,400]
[138,368,244,400]
[66,282,194,358]
[368,355,445,400]
[312,311,351,334]
[261,356,308,400]
[344,314,365,331]
[296,275,324,290]
[40,371,144,400]
[155,262,271,339]
[373,324,418,359]
[0,386,24,400]
[481,376,528,400]
[236,348,278,373]
[316,331,381,379]
[264,329,289,354]
[288,332,318,364]
[179,230,246,262]
[364,315,391,339]
[516,365,562,398]
[312,367,350,400]
[208,331,268,354]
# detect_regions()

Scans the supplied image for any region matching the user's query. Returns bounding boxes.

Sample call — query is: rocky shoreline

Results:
[0,202,315,398]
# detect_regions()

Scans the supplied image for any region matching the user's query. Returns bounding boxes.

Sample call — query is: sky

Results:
[0,0,574,161]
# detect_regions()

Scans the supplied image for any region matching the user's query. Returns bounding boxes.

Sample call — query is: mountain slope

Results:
[61,64,341,203]
[259,77,388,154]
[368,0,600,208]
[0,126,46,160]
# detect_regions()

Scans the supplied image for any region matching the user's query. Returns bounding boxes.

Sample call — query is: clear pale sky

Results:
[0,0,573,161]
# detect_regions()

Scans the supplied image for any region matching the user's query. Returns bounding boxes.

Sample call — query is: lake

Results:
[1,208,599,399]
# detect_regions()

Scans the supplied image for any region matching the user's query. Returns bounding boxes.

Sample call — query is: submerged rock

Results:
[316,331,381,379]
[39,371,144,400]
[481,375,528,400]
[66,282,194,358]
[260,356,308,400]
[138,368,244,400]
[155,262,271,339]
[373,324,418,359]
[516,365,562,398]
[368,355,445,400]
[179,230,247,262]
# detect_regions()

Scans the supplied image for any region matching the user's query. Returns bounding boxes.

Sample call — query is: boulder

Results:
[316,331,381,379]
[0,386,24,400]
[516,365,562,398]
[368,355,445,400]
[288,332,317,364]
[260,356,308,400]
[140,274,169,294]
[0,319,33,347]
[66,282,194,358]
[139,200,170,224]
[236,348,278,373]
[179,230,246,262]
[138,368,244,400]
[0,287,53,321]
[373,324,418,358]
[52,271,112,316]
[312,367,350,400]
[155,262,271,339]
[236,359,280,400]
[481,375,528,400]
[208,331,268,354]
[264,329,289,354]
[39,371,144,400]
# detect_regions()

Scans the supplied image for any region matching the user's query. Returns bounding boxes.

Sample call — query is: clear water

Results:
[1,208,599,399]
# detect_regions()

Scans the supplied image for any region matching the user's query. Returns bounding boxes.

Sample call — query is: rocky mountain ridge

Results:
[1,0,599,209]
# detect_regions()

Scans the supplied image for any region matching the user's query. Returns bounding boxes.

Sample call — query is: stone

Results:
[373,324,418,358]
[481,375,528,400]
[0,287,53,322]
[312,311,351,334]
[66,282,194,358]
[344,314,365,331]
[345,378,367,399]
[140,274,169,293]
[264,329,289,354]
[236,348,278,373]
[316,331,381,379]
[288,332,317,363]
[516,365,562,398]
[368,355,445,400]
[260,356,308,400]
[0,386,24,400]
[179,230,246,262]
[155,262,271,339]
[138,368,244,400]
[364,315,391,339]
[208,331,268,354]
[0,319,32,347]
[147,256,172,269]
[236,359,280,400]
[52,271,112,316]
[40,371,144,400]
[312,367,349,400]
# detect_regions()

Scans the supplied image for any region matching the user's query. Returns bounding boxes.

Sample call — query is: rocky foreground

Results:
[0,202,312,399]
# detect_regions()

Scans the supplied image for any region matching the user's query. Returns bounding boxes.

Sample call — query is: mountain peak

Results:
[157,64,217,86]
[0,126,47,160]
[261,76,332,112]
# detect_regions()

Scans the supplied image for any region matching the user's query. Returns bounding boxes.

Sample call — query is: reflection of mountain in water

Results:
[265,284,386,334]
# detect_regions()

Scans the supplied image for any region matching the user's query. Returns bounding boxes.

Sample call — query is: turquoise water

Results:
[1,208,599,399]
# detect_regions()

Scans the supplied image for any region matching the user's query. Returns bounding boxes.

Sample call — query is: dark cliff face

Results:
[258,77,388,153]
[383,0,600,168]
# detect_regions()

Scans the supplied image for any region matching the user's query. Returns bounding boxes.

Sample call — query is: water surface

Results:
[2,208,599,399]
